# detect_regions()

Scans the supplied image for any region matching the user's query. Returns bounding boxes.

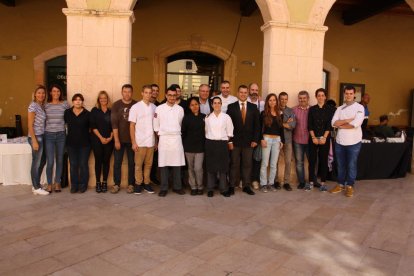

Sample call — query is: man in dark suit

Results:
[227,85,260,195]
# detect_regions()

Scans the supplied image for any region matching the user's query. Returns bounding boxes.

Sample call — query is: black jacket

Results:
[226,101,260,147]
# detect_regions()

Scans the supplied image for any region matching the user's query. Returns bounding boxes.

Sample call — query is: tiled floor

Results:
[0,175,413,276]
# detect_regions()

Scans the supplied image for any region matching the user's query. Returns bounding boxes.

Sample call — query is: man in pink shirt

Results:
[292,91,310,189]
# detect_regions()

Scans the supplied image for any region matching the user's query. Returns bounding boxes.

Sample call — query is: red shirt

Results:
[293,105,309,144]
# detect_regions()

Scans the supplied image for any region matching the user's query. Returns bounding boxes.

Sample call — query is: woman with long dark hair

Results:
[44,84,70,193]
[260,93,284,193]
[90,91,113,193]
[182,97,205,195]
[64,93,91,193]
[27,85,49,195]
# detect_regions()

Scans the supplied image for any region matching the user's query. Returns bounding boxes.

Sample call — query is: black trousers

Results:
[309,138,330,183]
[230,146,253,188]
[91,139,114,182]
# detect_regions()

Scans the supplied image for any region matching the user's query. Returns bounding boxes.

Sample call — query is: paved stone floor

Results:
[0,175,413,276]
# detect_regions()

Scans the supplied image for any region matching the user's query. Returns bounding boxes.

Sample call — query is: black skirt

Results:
[205,139,229,173]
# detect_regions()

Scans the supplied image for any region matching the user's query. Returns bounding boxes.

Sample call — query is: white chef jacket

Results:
[128,101,156,147]
[153,103,185,166]
[205,112,234,141]
[331,102,365,146]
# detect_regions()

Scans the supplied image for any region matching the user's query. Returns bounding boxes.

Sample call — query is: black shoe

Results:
[242,186,255,195]
[158,190,168,197]
[274,182,282,190]
[297,183,306,189]
[283,183,292,191]
[101,181,108,193]
[79,187,87,193]
[70,188,78,194]
[197,189,204,195]
[221,191,231,197]
[207,191,214,197]
[173,189,185,195]
[229,187,235,195]
[143,184,155,194]
[313,182,322,188]
[134,184,142,195]
[191,189,197,196]
[95,182,102,193]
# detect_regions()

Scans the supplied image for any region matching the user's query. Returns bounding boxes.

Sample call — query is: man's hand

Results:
[228,143,234,151]
[132,143,138,152]
[114,141,121,150]
[251,142,257,148]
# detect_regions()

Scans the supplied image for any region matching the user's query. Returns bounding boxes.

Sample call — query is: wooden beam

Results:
[0,0,15,7]
[240,0,258,17]
[342,0,405,25]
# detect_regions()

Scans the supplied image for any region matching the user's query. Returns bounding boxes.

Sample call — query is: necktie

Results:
[241,102,246,124]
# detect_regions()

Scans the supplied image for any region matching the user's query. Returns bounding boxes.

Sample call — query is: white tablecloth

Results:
[0,143,32,185]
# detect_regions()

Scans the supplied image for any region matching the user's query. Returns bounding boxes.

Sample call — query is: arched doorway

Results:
[45,55,67,99]
[166,51,224,99]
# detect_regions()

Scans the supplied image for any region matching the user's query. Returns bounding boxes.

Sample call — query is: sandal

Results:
[54,183,62,193]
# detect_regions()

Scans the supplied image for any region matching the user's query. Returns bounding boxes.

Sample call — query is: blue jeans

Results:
[28,135,45,189]
[260,136,281,186]
[44,131,66,185]
[335,142,361,186]
[293,142,309,184]
[113,143,135,185]
[67,146,91,191]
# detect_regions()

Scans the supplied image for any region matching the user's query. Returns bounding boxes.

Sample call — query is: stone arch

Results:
[323,60,339,102]
[153,38,237,96]
[66,0,137,10]
[255,0,290,23]
[33,46,67,85]
[308,0,337,25]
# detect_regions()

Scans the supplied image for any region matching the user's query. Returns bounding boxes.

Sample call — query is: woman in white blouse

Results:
[204,97,234,197]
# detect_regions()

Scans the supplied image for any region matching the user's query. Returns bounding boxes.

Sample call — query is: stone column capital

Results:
[261,21,328,33]
[62,8,135,23]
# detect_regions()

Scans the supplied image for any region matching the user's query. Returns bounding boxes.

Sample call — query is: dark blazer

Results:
[227,101,260,147]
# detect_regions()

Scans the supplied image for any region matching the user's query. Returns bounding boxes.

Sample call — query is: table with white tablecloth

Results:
[0,143,32,185]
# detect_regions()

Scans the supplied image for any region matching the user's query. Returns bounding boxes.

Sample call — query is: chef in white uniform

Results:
[153,86,185,197]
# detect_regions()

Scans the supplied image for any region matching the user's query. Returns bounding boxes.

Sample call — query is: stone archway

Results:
[33,46,67,85]
[255,0,290,23]
[406,0,414,11]
[153,37,237,96]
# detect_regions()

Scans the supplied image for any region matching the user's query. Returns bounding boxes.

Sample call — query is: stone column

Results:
[62,7,135,109]
[261,21,327,102]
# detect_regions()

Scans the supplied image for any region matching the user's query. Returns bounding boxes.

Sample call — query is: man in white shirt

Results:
[129,85,157,195]
[330,85,365,197]
[247,83,265,113]
[153,87,186,197]
[216,80,237,113]
[199,84,212,115]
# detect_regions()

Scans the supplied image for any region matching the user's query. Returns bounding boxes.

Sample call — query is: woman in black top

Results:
[260,93,285,193]
[182,97,205,195]
[64,93,90,193]
[90,91,113,193]
[307,88,334,192]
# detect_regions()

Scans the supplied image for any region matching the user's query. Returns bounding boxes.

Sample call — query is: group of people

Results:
[28,80,365,198]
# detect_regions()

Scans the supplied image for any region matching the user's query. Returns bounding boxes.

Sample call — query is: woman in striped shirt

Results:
[44,84,70,193]
[27,85,49,195]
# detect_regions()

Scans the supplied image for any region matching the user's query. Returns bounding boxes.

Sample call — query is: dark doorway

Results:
[45,55,67,99]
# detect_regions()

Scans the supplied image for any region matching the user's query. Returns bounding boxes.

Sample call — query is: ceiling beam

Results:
[0,0,15,7]
[240,0,258,17]
[342,0,405,25]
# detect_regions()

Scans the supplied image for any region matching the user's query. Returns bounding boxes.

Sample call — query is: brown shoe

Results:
[54,183,62,193]
[329,185,344,194]
[46,184,53,193]
[127,185,134,194]
[345,186,354,197]
[111,185,120,194]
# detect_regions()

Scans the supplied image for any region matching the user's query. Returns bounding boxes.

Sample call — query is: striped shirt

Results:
[45,101,70,133]
[28,101,46,136]
[293,105,310,144]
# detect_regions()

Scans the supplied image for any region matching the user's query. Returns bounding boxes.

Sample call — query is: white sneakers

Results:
[33,188,49,195]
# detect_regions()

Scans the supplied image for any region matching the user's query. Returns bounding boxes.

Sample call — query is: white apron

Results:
[158,135,185,167]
